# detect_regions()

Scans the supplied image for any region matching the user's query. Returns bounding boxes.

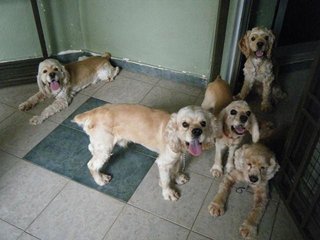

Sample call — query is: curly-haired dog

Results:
[208,143,280,239]
[201,75,233,116]
[237,27,277,112]
[19,53,119,125]
[73,104,219,201]
[210,100,259,177]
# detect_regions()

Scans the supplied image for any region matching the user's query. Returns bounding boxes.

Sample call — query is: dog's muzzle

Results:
[249,175,259,183]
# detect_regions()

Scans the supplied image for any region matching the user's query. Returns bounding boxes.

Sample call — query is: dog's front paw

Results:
[175,173,190,185]
[239,222,257,239]
[261,102,272,112]
[210,165,223,178]
[19,102,33,111]
[94,173,112,186]
[29,116,44,125]
[162,188,180,201]
[208,201,224,217]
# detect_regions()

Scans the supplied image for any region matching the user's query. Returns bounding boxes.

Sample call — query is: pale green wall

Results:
[0,0,276,79]
[38,0,84,55]
[79,0,219,77]
[0,0,42,62]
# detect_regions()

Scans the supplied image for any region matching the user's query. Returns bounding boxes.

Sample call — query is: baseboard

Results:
[1,51,207,88]
[55,51,207,88]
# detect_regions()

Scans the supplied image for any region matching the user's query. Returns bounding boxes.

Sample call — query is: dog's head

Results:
[234,143,280,185]
[239,27,275,59]
[165,105,219,156]
[37,59,70,96]
[219,100,259,142]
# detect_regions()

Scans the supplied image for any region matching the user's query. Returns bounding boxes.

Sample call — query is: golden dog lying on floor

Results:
[73,104,220,201]
[19,53,119,125]
[208,143,280,239]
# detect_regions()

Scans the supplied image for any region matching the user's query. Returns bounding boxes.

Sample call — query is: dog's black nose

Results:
[240,115,248,123]
[249,175,259,183]
[49,72,56,78]
[257,42,264,48]
[192,128,202,137]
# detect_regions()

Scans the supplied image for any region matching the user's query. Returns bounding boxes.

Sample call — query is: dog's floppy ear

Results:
[249,113,260,143]
[61,65,71,86]
[37,65,50,96]
[266,29,275,58]
[164,113,183,153]
[238,31,251,58]
[266,155,280,180]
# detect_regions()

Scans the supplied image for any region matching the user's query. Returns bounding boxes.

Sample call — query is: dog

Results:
[208,143,280,239]
[18,53,119,125]
[201,75,233,116]
[210,100,259,177]
[73,104,220,201]
[237,27,278,112]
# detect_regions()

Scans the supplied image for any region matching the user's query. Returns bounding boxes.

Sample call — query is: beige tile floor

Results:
[0,70,303,240]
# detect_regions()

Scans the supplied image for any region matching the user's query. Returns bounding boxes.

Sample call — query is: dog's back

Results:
[201,75,233,115]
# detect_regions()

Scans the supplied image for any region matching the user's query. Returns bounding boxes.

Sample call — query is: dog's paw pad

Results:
[19,103,32,111]
[29,116,43,125]
[240,223,257,239]
[211,169,223,178]
[95,174,112,186]
[163,188,180,201]
[208,202,224,217]
[175,173,190,185]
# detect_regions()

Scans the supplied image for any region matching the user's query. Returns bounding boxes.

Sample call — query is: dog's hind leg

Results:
[87,132,115,186]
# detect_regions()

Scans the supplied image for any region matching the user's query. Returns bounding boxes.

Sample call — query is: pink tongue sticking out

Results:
[235,125,246,134]
[256,50,264,57]
[188,139,202,157]
[50,81,60,91]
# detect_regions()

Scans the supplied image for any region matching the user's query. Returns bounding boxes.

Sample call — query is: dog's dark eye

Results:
[200,121,206,127]
[248,163,252,168]
[230,109,237,115]
[54,67,59,71]
[182,122,189,128]
[264,36,269,41]
[246,111,251,116]
[261,166,266,170]
[251,37,255,41]
[43,70,47,73]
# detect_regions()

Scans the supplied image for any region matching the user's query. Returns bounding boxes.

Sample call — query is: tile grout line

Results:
[187,179,215,239]
[24,180,70,234]
[267,199,281,240]
[100,204,127,240]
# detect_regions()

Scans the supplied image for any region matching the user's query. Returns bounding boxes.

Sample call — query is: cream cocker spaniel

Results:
[73,104,219,201]
[19,53,119,125]
[208,143,280,239]
[237,27,275,112]
[210,100,260,177]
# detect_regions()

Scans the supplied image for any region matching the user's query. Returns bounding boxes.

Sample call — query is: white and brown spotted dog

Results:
[210,100,260,177]
[208,143,280,239]
[237,27,280,112]
[19,53,119,125]
[73,104,220,201]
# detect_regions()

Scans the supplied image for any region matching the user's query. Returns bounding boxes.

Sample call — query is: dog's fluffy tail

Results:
[102,52,112,60]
